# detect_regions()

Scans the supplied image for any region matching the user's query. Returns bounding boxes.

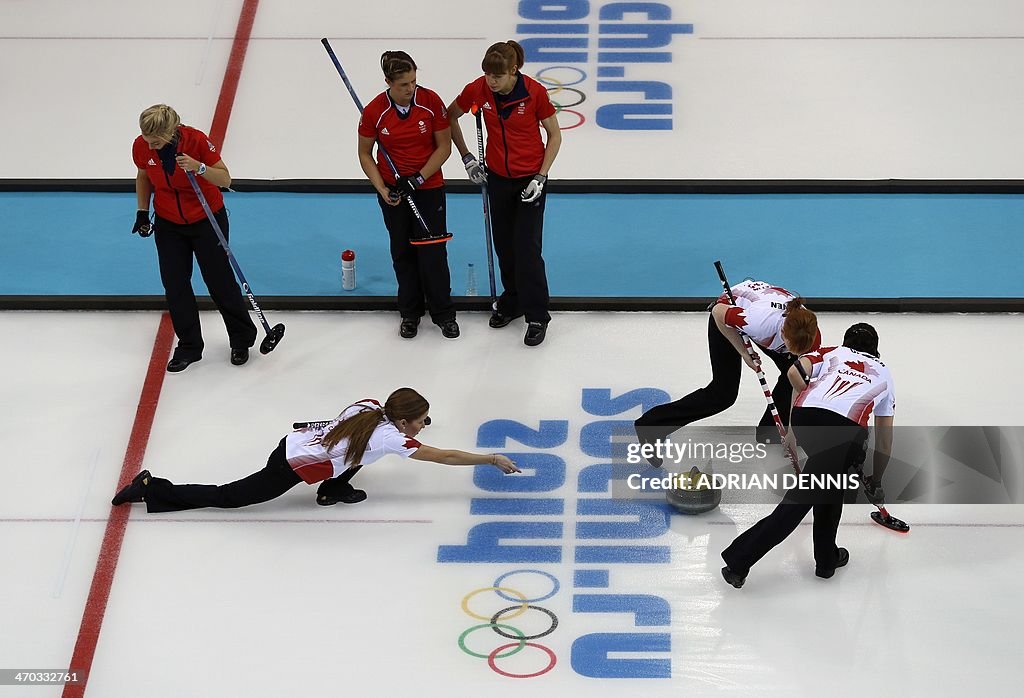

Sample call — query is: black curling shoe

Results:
[815,548,850,579]
[112,470,151,505]
[721,566,747,589]
[230,347,249,366]
[440,320,460,339]
[489,310,522,329]
[317,489,368,506]
[166,356,200,373]
[524,322,548,347]
[400,318,420,339]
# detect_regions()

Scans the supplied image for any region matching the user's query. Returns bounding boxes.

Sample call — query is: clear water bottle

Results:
[466,263,478,296]
[341,249,356,291]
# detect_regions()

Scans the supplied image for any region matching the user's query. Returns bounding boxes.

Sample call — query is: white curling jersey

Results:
[716,280,820,353]
[794,346,896,427]
[284,399,422,484]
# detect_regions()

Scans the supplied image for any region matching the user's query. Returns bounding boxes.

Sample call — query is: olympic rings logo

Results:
[458,569,561,678]
[536,66,587,131]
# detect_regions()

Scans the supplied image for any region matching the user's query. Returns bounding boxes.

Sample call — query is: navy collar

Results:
[388,87,418,119]
[493,74,530,119]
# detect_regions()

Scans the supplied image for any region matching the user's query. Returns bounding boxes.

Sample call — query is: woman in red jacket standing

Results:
[358,51,458,340]
[448,41,562,346]
[132,104,257,372]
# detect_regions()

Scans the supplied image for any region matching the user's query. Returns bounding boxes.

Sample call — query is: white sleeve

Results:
[874,373,896,417]
[383,431,421,458]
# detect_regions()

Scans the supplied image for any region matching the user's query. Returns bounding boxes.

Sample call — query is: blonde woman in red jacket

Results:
[132,104,256,373]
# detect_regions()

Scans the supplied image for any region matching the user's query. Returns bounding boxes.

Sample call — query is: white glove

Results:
[520,174,547,203]
[462,153,486,185]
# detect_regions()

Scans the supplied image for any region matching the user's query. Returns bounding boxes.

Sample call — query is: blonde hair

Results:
[481,40,525,75]
[139,104,181,142]
[321,388,429,465]
[781,298,818,354]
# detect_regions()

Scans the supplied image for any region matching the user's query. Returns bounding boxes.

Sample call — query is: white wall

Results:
[3,0,1022,180]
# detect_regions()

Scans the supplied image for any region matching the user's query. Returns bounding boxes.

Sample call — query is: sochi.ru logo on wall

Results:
[517,1,693,130]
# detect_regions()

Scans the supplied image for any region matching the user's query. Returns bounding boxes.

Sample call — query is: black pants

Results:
[487,173,550,324]
[721,407,867,574]
[154,208,258,360]
[378,188,454,323]
[143,438,301,513]
[316,464,364,499]
[635,314,796,446]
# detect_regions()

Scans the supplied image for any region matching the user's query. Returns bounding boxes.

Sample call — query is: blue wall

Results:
[2,191,1021,298]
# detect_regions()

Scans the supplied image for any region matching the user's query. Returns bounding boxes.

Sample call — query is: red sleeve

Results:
[532,80,556,121]
[193,129,222,166]
[177,127,222,167]
[358,95,384,139]
[131,137,147,168]
[455,78,483,114]
[426,89,449,133]
[723,307,747,329]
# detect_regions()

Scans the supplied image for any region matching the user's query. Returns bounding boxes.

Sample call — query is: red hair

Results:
[781,298,817,354]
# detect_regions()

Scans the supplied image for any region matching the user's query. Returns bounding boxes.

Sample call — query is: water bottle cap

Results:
[342,249,355,261]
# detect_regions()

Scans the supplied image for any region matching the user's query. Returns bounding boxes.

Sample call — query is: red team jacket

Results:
[132,125,225,224]
[358,86,449,189]
[455,74,556,179]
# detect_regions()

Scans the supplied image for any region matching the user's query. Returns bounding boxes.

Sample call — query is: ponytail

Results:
[321,409,383,466]
[320,388,430,466]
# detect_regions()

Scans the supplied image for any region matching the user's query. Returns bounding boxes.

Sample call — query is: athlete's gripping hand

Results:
[132,210,153,237]
[520,174,547,203]
[742,347,762,371]
[395,172,425,197]
[462,153,486,185]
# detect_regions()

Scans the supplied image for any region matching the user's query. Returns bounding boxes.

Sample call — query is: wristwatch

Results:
[197,163,207,177]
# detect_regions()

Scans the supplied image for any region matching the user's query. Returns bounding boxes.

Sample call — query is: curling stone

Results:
[666,464,722,515]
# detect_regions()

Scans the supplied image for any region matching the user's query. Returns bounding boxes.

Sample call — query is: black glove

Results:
[386,187,401,204]
[132,210,153,237]
[863,477,886,506]
[157,141,178,176]
[395,172,425,197]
